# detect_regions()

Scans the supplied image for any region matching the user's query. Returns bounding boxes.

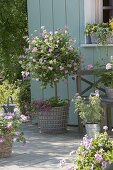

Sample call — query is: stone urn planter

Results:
[38,105,69,134]
[85,123,100,138]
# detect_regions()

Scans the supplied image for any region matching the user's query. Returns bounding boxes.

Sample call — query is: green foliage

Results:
[85,23,97,35]
[85,22,113,45]
[0,80,20,106]
[96,23,112,45]
[46,97,69,107]
[94,58,113,88]
[0,0,27,83]
[73,92,103,123]
[18,80,31,115]
[20,26,80,88]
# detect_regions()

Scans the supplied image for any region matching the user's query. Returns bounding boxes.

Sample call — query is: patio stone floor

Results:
[0,122,84,170]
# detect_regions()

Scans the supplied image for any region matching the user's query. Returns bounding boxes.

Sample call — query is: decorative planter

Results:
[38,105,69,134]
[91,32,113,44]
[105,86,113,99]
[91,33,97,44]
[85,123,100,138]
[105,163,113,170]
[0,136,13,158]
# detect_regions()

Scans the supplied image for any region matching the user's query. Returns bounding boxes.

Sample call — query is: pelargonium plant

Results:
[60,126,113,170]
[0,109,27,144]
[88,56,113,88]
[20,26,80,89]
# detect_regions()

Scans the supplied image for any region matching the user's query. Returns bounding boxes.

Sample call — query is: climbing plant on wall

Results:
[0,0,28,83]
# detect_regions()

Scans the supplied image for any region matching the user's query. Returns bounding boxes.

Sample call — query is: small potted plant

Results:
[60,127,113,170]
[85,23,97,44]
[72,91,103,138]
[20,26,80,133]
[85,22,113,45]
[0,109,27,158]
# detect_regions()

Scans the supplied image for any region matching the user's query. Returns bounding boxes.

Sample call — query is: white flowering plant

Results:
[72,91,103,124]
[0,109,27,145]
[20,26,80,88]
[60,127,113,170]
[94,57,113,88]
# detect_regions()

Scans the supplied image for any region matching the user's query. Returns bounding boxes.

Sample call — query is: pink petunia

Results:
[106,63,112,70]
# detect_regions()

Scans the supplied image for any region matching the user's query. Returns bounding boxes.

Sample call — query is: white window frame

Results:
[84,0,103,25]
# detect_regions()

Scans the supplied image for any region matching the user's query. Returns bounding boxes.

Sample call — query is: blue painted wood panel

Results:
[27,0,113,125]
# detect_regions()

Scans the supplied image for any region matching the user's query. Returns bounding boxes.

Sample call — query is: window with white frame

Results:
[84,0,113,24]
[84,0,113,44]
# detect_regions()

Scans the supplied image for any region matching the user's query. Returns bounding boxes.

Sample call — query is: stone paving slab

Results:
[0,122,84,170]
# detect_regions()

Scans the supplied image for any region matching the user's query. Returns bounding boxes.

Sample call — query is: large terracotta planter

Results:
[85,123,100,138]
[38,105,69,134]
[0,136,13,158]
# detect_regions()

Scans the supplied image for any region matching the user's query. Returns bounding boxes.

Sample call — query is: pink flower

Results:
[87,64,93,70]
[106,63,112,70]
[15,131,21,136]
[95,154,103,162]
[32,47,37,53]
[7,122,12,129]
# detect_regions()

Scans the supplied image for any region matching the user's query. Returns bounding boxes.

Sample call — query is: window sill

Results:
[81,44,113,47]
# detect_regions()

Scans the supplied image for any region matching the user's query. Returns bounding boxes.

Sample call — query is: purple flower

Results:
[7,122,12,129]
[67,166,74,170]
[95,154,103,162]
[4,115,13,120]
[82,136,92,150]
[15,131,21,136]
[102,161,107,169]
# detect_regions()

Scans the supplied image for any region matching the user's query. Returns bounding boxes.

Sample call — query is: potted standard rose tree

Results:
[20,26,80,133]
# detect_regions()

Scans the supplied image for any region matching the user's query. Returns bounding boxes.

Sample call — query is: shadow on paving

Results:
[0,123,83,169]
